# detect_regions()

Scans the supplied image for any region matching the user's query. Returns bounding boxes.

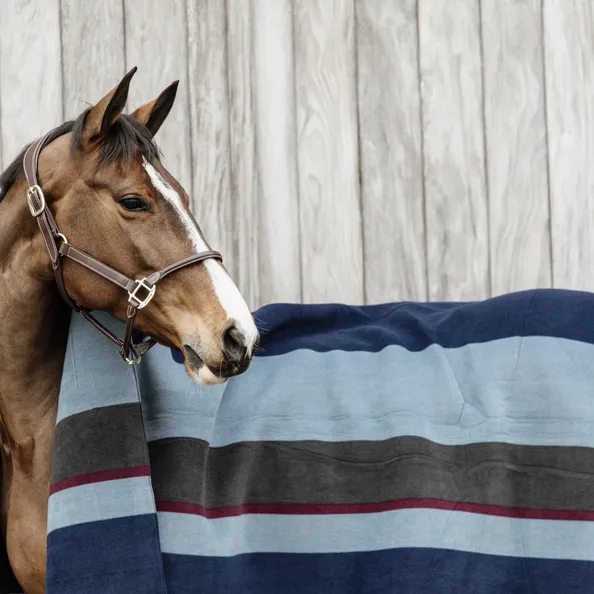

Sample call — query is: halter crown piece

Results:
[23,129,222,365]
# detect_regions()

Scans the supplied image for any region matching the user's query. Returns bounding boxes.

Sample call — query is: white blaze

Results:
[142,159,258,352]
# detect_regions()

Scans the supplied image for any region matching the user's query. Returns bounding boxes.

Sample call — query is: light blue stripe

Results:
[138,335,594,448]
[136,340,223,438]
[58,314,594,448]
[57,313,140,423]
[157,508,594,561]
[47,476,156,533]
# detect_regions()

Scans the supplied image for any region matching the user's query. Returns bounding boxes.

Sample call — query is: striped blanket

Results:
[44,288,594,593]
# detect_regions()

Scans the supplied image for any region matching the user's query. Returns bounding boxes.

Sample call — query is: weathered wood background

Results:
[0,0,591,310]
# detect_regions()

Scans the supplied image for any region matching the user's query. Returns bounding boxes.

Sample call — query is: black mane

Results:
[0,110,160,202]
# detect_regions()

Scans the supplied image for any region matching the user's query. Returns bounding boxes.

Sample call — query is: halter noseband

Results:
[23,129,222,365]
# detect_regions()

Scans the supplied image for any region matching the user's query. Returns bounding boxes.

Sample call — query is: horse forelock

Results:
[0,111,160,203]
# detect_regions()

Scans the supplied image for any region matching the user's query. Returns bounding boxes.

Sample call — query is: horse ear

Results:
[82,66,137,143]
[131,80,179,137]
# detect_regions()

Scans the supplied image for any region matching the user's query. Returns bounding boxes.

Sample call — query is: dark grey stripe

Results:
[51,403,147,484]
[148,436,594,511]
[51,403,594,511]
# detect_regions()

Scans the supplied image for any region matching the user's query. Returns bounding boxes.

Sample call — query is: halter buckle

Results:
[128,278,156,309]
[27,185,46,217]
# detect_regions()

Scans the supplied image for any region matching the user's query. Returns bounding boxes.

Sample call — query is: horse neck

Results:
[0,179,69,447]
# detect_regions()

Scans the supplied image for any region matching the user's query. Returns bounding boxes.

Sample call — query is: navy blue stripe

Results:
[163,548,594,594]
[252,289,594,355]
[163,289,594,360]
[46,515,166,594]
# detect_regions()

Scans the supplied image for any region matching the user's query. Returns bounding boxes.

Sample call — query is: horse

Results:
[0,67,259,594]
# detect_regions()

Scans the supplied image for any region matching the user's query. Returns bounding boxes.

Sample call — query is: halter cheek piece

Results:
[23,129,222,365]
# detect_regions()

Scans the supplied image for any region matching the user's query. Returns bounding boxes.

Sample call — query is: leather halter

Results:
[23,129,222,365]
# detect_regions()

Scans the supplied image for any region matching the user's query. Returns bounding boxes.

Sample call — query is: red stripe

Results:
[155,498,594,521]
[49,466,151,495]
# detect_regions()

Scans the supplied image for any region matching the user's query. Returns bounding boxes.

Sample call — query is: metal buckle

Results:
[124,350,142,365]
[27,185,46,217]
[128,278,156,309]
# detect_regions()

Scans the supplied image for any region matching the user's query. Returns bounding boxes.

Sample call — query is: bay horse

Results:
[0,68,259,593]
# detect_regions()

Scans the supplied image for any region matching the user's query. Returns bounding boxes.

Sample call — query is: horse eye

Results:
[118,196,149,212]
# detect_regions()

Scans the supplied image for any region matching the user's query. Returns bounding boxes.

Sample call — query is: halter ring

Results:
[124,351,142,365]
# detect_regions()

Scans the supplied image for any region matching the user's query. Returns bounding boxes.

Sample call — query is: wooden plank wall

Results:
[1,0,593,310]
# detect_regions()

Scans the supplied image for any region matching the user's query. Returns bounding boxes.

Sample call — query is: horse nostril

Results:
[223,324,248,362]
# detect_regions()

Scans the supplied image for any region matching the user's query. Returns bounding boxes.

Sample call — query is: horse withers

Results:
[0,68,258,593]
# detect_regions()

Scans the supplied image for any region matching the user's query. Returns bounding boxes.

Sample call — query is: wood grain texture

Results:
[186,0,235,279]
[226,0,302,311]
[482,0,551,296]
[0,0,62,164]
[294,0,364,304]
[544,0,594,291]
[124,0,192,195]
[356,0,426,303]
[226,0,258,308]
[252,0,301,307]
[5,0,588,306]
[419,0,489,301]
[61,0,125,120]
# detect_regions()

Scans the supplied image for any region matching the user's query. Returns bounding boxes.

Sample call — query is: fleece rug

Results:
[41,288,594,593]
